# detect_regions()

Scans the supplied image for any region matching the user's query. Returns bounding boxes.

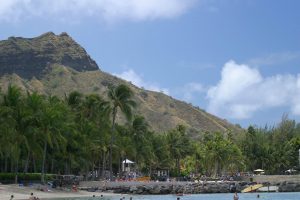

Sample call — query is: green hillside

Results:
[0,32,241,134]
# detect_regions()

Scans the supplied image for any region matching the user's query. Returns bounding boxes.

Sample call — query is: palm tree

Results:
[166,125,191,176]
[39,96,68,183]
[79,94,110,179]
[2,85,29,183]
[23,92,45,173]
[130,115,152,168]
[107,84,136,180]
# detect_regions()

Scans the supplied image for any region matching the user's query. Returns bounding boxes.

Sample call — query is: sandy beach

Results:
[0,184,115,200]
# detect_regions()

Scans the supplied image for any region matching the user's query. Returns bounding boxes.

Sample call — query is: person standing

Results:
[233,192,239,200]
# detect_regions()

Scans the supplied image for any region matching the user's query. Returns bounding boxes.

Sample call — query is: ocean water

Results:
[51,192,300,200]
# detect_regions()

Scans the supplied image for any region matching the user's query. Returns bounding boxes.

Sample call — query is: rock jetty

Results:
[79,180,300,194]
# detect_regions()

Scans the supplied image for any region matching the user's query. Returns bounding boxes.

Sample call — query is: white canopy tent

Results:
[285,169,297,173]
[122,159,134,164]
[122,159,135,172]
[254,169,265,175]
[254,169,264,172]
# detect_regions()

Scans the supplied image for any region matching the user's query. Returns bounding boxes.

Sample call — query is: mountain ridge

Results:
[0,32,98,79]
[0,32,242,134]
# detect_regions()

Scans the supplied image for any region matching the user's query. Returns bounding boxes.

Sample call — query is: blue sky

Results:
[0,0,300,127]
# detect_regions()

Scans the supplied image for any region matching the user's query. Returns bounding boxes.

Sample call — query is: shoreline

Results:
[0,184,116,200]
[1,177,300,200]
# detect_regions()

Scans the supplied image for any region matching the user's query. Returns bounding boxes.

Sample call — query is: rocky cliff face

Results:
[0,32,98,79]
[0,32,242,134]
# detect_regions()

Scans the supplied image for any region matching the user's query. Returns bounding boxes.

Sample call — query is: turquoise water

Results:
[51,192,300,200]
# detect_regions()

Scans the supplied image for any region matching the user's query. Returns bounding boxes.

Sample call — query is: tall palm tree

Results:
[166,125,190,176]
[131,115,149,165]
[39,96,68,183]
[23,92,45,173]
[2,85,29,183]
[107,84,136,180]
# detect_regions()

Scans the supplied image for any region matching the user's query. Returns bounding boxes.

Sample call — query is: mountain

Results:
[0,32,98,79]
[0,32,242,135]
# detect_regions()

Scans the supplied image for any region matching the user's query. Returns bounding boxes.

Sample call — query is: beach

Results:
[0,184,113,200]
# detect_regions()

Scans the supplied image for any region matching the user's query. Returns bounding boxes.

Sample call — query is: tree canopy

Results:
[0,85,299,183]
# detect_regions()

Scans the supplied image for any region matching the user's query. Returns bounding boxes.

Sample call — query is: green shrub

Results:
[0,173,55,181]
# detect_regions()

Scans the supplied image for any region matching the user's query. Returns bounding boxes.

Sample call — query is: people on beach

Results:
[72,184,78,192]
[29,192,40,200]
[29,193,34,200]
[233,192,239,200]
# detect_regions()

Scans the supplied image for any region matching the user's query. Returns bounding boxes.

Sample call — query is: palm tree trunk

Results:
[109,108,117,181]
[65,159,69,174]
[177,158,181,176]
[118,155,121,177]
[24,150,30,173]
[4,155,8,172]
[98,158,101,181]
[214,160,219,178]
[51,159,54,173]
[41,139,48,183]
[15,159,19,184]
[33,155,37,173]
[102,150,106,178]
[134,154,138,173]
[11,157,14,172]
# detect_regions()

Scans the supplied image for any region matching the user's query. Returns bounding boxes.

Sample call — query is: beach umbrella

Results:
[254,169,264,172]
[285,169,297,173]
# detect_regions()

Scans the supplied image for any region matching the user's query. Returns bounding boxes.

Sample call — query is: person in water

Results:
[257,194,260,198]
[233,192,239,200]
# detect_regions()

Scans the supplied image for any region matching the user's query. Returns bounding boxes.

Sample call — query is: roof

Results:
[122,159,134,164]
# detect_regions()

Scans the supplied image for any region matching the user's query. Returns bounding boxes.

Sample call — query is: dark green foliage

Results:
[239,116,300,174]
[0,173,54,181]
[0,85,299,183]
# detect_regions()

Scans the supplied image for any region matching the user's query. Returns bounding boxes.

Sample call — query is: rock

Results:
[149,185,161,194]
[0,32,99,79]
[129,186,138,193]
[135,186,144,194]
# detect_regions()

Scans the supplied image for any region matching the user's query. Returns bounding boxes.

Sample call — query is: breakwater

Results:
[79,179,300,194]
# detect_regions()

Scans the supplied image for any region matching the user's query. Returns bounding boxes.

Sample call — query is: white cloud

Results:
[248,52,300,67]
[0,0,196,23]
[207,60,300,119]
[177,82,205,101]
[114,69,170,94]
[115,69,207,101]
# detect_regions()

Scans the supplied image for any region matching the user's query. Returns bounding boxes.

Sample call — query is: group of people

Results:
[119,196,133,200]
[9,192,39,200]
[29,192,40,200]
[233,192,261,199]
[8,191,262,200]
